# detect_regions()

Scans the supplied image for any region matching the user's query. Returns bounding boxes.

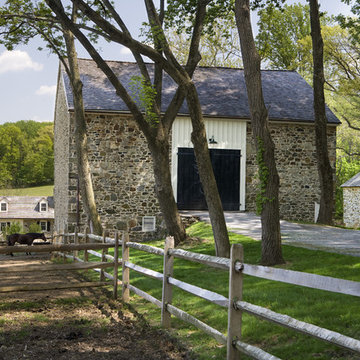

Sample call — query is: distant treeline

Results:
[0,120,54,188]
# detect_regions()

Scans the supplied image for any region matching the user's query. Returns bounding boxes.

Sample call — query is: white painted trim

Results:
[142,216,156,232]
[0,202,7,212]
[39,200,48,212]
[171,117,247,211]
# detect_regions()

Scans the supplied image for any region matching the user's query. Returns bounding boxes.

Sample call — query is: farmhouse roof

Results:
[341,172,360,188]
[0,196,54,220]
[61,59,340,124]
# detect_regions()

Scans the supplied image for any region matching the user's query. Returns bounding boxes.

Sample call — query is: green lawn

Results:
[0,185,54,196]
[87,222,360,359]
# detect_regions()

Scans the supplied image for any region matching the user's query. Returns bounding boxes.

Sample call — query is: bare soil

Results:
[0,253,195,360]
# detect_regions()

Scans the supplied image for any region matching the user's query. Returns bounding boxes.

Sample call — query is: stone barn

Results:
[54,59,339,237]
[341,172,360,228]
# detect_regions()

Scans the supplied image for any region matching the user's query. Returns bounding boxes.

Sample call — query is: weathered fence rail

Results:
[25,228,360,359]
[0,235,118,295]
[0,242,114,254]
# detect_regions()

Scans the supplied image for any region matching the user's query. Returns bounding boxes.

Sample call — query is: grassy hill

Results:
[0,185,54,196]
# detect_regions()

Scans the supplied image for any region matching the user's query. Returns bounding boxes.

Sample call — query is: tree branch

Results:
[45,0,153,138]
[100,0,155,93]
[184,0,210,75]
[337,146,360,157]
[334,107,360,131]
[70,0,185,84]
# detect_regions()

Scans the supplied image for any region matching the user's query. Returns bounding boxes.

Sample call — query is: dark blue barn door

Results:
[177,148,240,211]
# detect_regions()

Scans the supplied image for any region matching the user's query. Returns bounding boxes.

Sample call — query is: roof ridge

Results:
[75,58,297,73]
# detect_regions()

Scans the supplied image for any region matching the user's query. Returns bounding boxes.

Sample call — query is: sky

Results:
[0,1,353,125]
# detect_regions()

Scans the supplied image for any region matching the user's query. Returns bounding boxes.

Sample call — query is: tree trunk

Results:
[186,83,231,258]
[235,0,284,265]
[64,30,103,236]
[46,0,226,249]
[309,0,334,225]
[148,135,186,246]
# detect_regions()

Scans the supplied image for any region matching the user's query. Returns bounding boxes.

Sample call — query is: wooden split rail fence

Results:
[0,230,119,295]
[1,229,360,359]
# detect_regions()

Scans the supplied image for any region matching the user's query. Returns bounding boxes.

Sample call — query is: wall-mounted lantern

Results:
[209,135,217,144]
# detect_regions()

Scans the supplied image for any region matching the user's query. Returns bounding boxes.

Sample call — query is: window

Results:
[142,216,156,232]
[40,201,47,212]
[0,202,7,212]
[40,221,47,231]
[0,222,10,231]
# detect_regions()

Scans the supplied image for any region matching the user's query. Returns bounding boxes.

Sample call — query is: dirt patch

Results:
[0,254,195,360]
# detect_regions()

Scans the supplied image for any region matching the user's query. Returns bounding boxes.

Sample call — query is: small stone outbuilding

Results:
[341,172,360,228]
[54,59,339,237]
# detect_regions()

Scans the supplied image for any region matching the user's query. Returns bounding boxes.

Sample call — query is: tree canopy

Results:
[0,120,54,188]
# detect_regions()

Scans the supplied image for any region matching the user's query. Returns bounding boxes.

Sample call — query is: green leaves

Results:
[0,121,54,188]
[129,76,159,126]
[166,17,242,68]
[256,3,312,71]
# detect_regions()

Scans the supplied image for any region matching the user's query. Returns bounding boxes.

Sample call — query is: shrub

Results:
[28,223,42,233]
[4,222,22,237]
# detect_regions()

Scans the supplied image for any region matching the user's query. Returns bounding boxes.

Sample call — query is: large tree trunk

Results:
[64,30,103,236]
[235,0,284,265]
[186,83,231,258]
[148,135,186,246]
[46,0,227,250]
[309,0,334,225]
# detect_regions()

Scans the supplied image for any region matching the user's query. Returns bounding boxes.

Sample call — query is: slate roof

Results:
[341,172,360,188]
[0,196,54,220]
[61,59,340,124]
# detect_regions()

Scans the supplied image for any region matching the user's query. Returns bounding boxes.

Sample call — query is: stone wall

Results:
[245,122,337,222]
[66,112,162,240]
[55,98,338,236]
[343,187,360,228]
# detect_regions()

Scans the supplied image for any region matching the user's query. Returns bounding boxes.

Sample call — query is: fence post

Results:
[113,232,119,299]
[161,236,175,329]
[227,244,244,360]
[50,231,57,260]
[63,225,68,262]
[122,230,130,302]
[100,229,107,282]
[74,226,79,261]
[57,226,64,259]
[84,227,89,263]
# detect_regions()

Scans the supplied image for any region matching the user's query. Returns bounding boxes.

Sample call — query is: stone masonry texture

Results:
[67,112,163,240]
[245,123,337,222]
[55,102,337,237]
[343,187,360,228]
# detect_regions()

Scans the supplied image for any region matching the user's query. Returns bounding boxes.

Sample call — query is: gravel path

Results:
[183,211,360,257]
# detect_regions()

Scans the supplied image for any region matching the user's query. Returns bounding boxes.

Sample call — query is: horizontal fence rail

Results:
[236,300,360,353]
[168,276,229,307]
[15,227,359,360]
[168,248,360,298]
[241,263,360,298]
[0,233,119,295]
[169,248,230,270]
[124,235,360,359]
[0,243,114,254]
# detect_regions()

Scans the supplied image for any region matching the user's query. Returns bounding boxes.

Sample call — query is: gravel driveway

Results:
[183,211,360,257]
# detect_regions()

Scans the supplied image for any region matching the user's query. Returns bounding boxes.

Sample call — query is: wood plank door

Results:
[177,148,207,210]
[177,148,241,211]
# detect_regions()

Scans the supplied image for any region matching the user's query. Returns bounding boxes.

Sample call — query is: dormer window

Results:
[40,201,48,212]
[0,202,7,212]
